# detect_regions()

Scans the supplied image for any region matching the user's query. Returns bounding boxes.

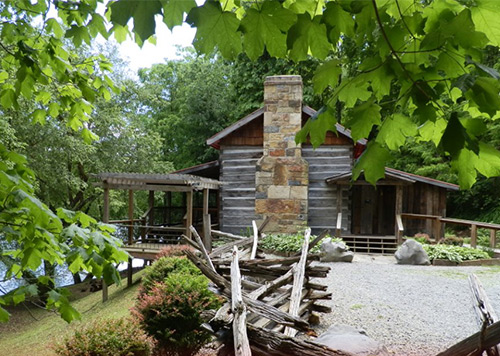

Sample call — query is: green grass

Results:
[0,271,144,356]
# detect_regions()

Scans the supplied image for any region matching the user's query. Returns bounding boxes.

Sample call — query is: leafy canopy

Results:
[108,0,500,189]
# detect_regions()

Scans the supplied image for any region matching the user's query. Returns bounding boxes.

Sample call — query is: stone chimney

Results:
[255,75,309,233]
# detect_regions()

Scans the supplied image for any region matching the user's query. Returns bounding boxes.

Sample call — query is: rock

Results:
[316,324,390,356]
[394,239,430,265]
[319,238,354,262]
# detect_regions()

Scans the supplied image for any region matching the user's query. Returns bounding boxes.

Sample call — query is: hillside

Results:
[0,272,143,356]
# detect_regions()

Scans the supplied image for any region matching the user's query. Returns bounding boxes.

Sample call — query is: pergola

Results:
[94,172,222,300]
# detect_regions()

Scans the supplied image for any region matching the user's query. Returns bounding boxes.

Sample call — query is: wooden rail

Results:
[399,213,500,248]
[335,212,342,237]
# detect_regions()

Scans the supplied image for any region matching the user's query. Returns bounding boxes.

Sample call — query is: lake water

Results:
[0,259,145,296]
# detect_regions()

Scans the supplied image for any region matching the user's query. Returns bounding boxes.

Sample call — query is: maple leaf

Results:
[161,0,197,30]
[240,2,296,60]
[287,14,331,62]
[187,1,242,59]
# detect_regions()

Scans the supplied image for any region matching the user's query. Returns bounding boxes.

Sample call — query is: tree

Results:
[0,1,125,321]
[108,0,500,190]
[137,49,237,169]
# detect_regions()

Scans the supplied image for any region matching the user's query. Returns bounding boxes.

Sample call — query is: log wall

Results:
[302,145,352,235]
[403,182,447,237]
[220,146,262,234]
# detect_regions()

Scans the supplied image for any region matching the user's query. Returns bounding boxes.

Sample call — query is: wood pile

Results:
[184,221,353,356]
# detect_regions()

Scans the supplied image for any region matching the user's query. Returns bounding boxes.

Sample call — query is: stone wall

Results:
[255,75,309,233]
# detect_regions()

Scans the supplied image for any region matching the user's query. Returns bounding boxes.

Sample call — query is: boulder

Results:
[319,238,354,262]
[394,239,430,265]
[316,324,390,356]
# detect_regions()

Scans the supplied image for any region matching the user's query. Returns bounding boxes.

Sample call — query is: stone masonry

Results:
[255,75,309,233]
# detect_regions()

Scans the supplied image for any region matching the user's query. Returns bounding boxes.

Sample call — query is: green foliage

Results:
[0,144,128,322]
[132,272,223,356]
[140,256,200,296]
[260,232,343,254]
[423,244,490,263]
[106,0,500,188]
[54,317,155,356]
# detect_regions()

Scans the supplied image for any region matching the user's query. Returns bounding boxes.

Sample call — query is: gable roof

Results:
[326,167,459,191]
[206,105,366,149]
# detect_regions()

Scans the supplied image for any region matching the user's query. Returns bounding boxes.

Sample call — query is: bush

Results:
[423,244,490,263]
[260,232,344,254]
[140,256,200,296]
[54,317,155,356]
[156,244,193,259]
[132,273,223,356]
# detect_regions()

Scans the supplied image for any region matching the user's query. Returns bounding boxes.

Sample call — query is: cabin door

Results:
[351,185,395,235]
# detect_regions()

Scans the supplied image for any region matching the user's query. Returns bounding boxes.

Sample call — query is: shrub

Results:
[413,233,431,244]
[423,244,490,263]
[260,232,344,254]
[156,244,193,259]
[54,317,155,356]
[140,256,200,296]
[132,272,223,356]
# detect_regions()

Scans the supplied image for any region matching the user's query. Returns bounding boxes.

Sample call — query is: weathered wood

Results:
[212,230,246,240]
[247,325,354,356]
[395,185,403,244]
[471,224,478,248]
[231,247,251,356]
[190,226,215,272]
[251,220,259,260]
[180,234,202,251]
[436,319,500,356]
[210,237,254,258]
[284,228,310,337]
[185,191,193,238]
[185,250,310,331]
[203,213,212,252]
[396,214,404,245]
[469,273,499,356]
[491,229,497,249]
[248,267,294,300]
[237,254,320,266]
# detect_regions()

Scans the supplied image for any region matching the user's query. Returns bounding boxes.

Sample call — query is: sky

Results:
[117,20,196,73]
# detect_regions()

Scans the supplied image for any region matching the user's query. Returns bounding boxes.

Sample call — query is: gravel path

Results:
[315,255,500,356]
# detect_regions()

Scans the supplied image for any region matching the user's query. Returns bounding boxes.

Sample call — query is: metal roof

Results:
[206,105,366,149]
[326,168,459,191]
[93,172,222,191]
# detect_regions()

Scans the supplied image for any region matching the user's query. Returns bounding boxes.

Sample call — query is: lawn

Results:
[0,271,143,356]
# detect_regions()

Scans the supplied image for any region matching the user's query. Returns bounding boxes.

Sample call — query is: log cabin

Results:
[177,75,460,253]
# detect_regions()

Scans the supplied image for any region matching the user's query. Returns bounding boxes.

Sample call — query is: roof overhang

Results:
[206,105,367,149]
[326,168,459,191]
[93,172,222,191]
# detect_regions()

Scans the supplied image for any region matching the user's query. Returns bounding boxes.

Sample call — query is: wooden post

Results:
[433,217,442,243]
[102,186,110,302]
[148,190,155,226]
[471,224,478,248]
[127,190,134,287]
[336,185,342,237]
[202,188,211,251]
[395,185,403,245]
[203,214,212,252]
[491,229,497,249]
[190,226,215,271]
[231,247,251,356]
[186,190,193,238]
[251,220,259,260]
[284,228,310,337]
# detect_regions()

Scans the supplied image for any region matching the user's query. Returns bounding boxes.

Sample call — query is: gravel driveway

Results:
[315,255,500,356]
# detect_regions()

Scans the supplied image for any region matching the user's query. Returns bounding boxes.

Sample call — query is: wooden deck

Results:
[341,235,398,255]
[123,243,167,260]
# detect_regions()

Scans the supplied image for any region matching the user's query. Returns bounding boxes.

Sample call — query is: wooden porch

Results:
[94,172,222,300]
